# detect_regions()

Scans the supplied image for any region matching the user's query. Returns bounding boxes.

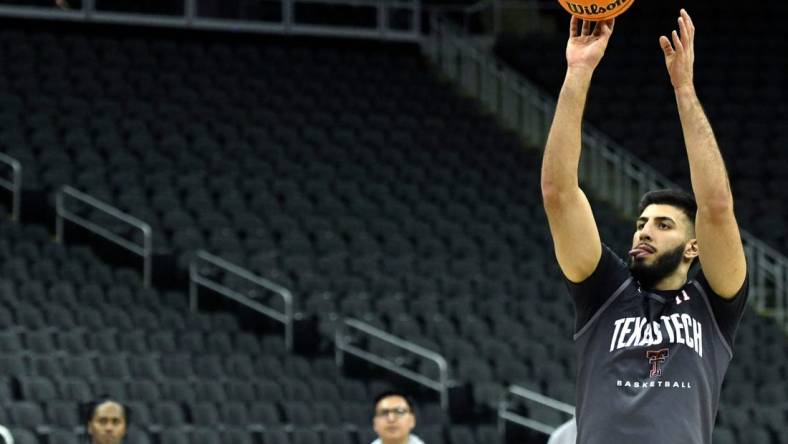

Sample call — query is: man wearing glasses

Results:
[371,391,425,444]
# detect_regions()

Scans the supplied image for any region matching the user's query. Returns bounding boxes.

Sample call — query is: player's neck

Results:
[382,436,410,444]
[651,269,688,291]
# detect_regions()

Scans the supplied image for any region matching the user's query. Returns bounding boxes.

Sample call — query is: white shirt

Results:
[547,419,576,444]
[371,434,425,444]
[0,425,14,444]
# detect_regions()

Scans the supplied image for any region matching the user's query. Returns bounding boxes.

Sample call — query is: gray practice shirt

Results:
[567,244,748,444]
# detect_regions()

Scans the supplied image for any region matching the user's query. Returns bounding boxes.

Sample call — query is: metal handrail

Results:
[189,250,294,350]
[0,0,422,42]
[425,16,788,331]
[336,318,450,409]
[498,385,575,436]
[55,185,152,287]
[0,152,21,221]
[425,0,545,37]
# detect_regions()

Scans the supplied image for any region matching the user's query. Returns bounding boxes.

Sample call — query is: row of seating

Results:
[0,398,442,429]
[0,423,501,444]
[2,355,342,384]
[0,216,498,442]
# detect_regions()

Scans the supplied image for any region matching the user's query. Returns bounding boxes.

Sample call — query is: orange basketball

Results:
[557,0,634,21]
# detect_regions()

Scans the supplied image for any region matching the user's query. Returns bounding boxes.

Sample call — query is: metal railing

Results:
[426,0,497,36]
[424,17,788,331]
[335,318,451,409]
[0,0,421,42]
[425,0,554,38]
[189,250,294,350]
[55,185,152,287]
[498,385,575,436]
[0,152,21,221]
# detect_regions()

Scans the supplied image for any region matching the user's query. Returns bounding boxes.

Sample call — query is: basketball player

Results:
[540,9,748,444]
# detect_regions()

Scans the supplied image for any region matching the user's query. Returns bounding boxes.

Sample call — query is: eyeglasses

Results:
[374,407,411,418]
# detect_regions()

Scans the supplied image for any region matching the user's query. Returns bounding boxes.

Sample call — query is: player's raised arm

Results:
[541,17,614,283]
[660,9,746,298]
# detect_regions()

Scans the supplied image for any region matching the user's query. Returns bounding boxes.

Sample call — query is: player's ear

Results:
[685,238,698,259]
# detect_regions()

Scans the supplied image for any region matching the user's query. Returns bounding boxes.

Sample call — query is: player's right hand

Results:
[565,16,615,73]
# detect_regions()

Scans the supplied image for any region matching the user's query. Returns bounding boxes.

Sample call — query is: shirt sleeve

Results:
[694,270,749,349]
[565,243,631,334]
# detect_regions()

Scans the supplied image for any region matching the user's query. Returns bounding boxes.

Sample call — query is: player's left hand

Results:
[659,8,694,90]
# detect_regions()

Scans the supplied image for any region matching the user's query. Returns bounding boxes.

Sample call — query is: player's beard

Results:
[628,243,686,289]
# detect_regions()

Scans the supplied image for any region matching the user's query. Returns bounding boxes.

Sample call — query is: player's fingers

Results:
[681,8,695,39]
[671,30,683,53]
[591,19,609,36]
[581,19,591,36]
[570,15,578,38]
[678,16,690,47]
[659,35,674,57]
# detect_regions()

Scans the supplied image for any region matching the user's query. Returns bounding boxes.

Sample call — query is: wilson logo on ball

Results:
[558,0,634,21]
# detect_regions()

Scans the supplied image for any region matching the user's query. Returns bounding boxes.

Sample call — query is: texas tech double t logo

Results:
[647,348,669,378]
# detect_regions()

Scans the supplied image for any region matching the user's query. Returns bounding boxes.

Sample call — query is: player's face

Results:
[630,204,693,263]
[628,204,695,286]
[373,396,415,443]
[88,402,127,444]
